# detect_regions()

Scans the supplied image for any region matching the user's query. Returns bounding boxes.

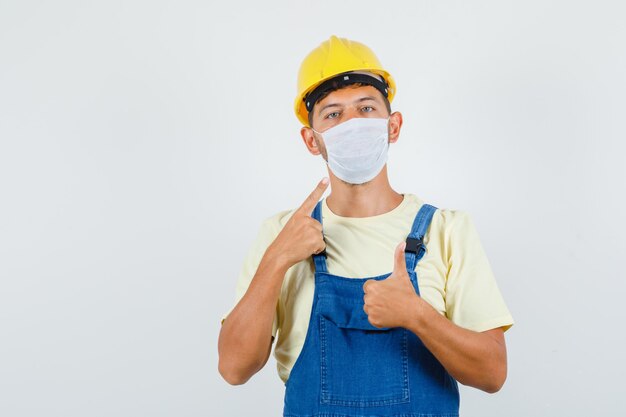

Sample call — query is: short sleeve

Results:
[443,211,514,333]
[220,216,282,339]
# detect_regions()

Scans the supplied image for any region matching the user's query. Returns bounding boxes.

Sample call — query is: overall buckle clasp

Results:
[405,237,423,254]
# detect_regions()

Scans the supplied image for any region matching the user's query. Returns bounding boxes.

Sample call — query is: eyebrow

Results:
[317,96,380,115]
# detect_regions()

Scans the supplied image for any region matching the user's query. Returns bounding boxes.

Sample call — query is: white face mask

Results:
[313,117,390,185]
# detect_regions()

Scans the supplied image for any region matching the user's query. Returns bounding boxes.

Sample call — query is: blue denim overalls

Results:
[283,200,460,417]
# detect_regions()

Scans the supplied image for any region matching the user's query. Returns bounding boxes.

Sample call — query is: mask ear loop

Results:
[307,126,329,165]
[311,127,323,136]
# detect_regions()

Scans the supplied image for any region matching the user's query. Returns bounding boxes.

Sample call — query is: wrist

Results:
[404,294,429,335]
[263,244,293,274]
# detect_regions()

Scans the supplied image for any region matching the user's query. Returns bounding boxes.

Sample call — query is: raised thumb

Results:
[393,241,408,275]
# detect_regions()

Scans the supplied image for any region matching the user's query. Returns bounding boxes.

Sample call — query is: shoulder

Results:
[432,208,475,236]
[409,198,482,257]
[404,194,474,237]
[254,206,299,241]
[427,206,490,267]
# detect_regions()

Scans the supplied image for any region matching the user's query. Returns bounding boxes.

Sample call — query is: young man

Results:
[218,35,514,417]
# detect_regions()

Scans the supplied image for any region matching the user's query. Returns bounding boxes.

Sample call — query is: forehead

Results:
[314,85,385,110]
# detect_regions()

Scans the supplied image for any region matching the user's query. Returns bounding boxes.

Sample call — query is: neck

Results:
[325,165,403,218]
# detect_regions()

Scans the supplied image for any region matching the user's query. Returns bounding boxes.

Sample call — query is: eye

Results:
[325,111,340,119]
[361,106,374,113]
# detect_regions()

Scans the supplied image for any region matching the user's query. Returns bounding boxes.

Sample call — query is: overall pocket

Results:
[318,295,410,407]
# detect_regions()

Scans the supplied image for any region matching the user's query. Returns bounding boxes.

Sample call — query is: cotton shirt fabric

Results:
[222,193,514,384]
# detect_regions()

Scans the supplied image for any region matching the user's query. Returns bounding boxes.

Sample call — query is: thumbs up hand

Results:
[362,241,423,329]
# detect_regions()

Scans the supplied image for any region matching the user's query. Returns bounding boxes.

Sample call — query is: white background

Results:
[1,1,624,416]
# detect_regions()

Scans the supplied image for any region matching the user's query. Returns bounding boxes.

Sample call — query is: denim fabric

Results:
[283,201,460,417]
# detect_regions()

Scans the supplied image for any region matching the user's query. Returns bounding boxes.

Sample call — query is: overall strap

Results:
[311,200,328,273]
[405,204,438,271]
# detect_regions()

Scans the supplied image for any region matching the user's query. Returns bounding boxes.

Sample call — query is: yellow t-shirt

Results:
[222,193,514,383]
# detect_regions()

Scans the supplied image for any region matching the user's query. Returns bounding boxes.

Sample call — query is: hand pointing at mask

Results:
[363,241,424,329]
[266,178,329,269]
[218,177,329,385]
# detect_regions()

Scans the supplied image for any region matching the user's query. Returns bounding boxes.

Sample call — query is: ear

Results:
[301,126,322,156]
[388,111,403,144]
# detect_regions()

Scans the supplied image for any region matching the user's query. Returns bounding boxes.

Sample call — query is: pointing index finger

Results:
[298,177,330,215]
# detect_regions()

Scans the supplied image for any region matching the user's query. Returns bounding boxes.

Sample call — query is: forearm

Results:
[405,298,507,393]
[218,179,329,385]
[218,248,289,385]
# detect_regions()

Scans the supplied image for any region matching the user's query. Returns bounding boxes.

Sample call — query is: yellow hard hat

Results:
[294,35,396,127]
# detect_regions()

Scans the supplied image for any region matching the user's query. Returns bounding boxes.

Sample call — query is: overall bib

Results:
[283,201,460,417]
